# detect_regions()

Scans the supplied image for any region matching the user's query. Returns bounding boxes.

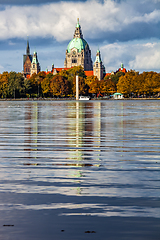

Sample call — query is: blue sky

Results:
[0,0,160,73]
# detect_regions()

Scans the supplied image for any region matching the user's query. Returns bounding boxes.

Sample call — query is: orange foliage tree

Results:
[0,72,9,98]
[50,75,69,97]
[117,71,160,97]
[89,77,103,97]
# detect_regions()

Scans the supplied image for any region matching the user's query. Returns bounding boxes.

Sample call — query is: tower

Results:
[93,49,105,80]
[23,39,32,78]
[64,19,93,71]
[30,51,41,76]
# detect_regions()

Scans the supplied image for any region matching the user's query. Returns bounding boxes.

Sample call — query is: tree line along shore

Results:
[0,66,160,99]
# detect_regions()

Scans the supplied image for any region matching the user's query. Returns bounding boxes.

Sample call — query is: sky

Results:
[0,0,160,73]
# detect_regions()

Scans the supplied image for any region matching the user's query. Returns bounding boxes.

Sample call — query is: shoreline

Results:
[0,98,160,101]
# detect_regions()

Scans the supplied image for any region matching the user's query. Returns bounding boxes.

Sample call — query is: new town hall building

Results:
[23,19,125,80]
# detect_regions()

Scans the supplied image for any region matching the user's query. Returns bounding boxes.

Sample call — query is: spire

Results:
[26,38,30,55]
[95,49,102,63]
[76,18,80,28]
[32,51,38,64]
[74,18,83,39]
[121,62,124,70]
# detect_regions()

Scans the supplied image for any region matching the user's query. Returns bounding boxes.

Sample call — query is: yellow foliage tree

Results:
[0,72,9,98]
[50,75,69,97]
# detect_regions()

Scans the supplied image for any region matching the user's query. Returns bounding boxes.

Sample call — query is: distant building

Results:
[52,67,70,75]
[22,20,127,81]
[30,51,41,76]
[93,49,106,80]
[115,63,127,74]
[22,40,41,77]
[113,92,124,99]
[64,18,93,71]
[23,40,32,78]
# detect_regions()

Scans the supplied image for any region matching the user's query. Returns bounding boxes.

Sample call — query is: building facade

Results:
[23,40,32,78]
[23,41,40,77]
[64,19,93,71]
[22,20,112,81]
[30,51,41,76]
[93,49,106,80]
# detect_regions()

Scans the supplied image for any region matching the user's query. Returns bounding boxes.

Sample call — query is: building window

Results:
[33,63,35,68]
[72,59,77,63]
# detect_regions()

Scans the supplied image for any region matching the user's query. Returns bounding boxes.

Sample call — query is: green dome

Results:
[67,38,88,53]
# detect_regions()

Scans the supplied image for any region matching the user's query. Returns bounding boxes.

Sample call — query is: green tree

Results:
[72,76,89,96]
[8,72,25,98]
[23,78,31,97]
[104,71,125,86]
[29,73,39,97]
[65,66,86,95]
[41,73,53,97]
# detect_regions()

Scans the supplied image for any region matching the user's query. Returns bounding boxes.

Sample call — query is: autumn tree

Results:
[102,79,116,95]
[88,77,103,97]
[67,66,86,79]
[72,76,89,96]
[104,71,125,85]
[143,72,158,96]
[41,73,53,97]
[66,66,86,95]
[0,72,9,98]
[85,75,97,88]
[152,72,160,94]
[50,75,69,97]
[117,71,160,97]
[117,71,139,97]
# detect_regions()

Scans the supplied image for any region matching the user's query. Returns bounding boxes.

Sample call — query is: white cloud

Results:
[0,0,159,73]
[101,41,160,72]
[129,42,160,70]
[124,9,160,24]
[0,0,159,41]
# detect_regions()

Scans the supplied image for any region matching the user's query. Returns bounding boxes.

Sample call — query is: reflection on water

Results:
[0,100,160,240]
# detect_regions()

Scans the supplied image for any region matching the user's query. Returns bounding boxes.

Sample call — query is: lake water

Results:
[0,100,160,240]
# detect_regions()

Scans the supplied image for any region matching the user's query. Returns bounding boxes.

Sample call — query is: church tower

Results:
[23,39,32,78]
[30,51,41,76]
[93,49,105,80]
[64,19,93,71]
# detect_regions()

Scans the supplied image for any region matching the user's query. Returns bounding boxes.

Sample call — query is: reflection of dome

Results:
[67,38,88,53]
